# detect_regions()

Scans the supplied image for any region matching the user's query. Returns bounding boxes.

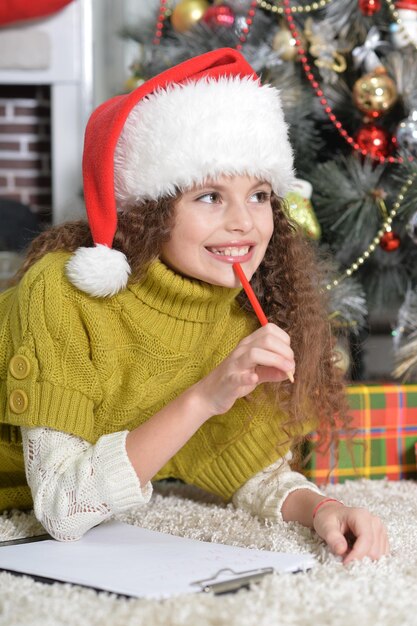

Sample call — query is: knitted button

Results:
[9,355,31,380]
[9,389,29,414]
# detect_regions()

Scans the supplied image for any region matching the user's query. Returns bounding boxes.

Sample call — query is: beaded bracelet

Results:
[312,498,343,519]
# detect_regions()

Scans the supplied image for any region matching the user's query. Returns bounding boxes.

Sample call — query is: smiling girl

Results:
[0,49,388,562]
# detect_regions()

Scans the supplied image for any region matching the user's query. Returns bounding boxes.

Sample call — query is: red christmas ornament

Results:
[358,0,382,15]
[355,124,395,159]
[379,231,401,251]
[202,5,235,28]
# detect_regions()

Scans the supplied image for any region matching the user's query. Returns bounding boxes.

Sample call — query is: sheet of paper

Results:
[0,520,315,598]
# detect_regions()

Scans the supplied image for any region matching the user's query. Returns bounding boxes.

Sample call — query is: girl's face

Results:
[160,174,274,288]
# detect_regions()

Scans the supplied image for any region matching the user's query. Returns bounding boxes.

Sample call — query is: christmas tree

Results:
[121,0,417,380]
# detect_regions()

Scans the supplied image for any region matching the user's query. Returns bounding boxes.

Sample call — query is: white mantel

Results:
[0,0,143,224]
[0,0,93,224]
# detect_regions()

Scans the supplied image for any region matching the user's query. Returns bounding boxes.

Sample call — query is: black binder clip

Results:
[191,567,274,595]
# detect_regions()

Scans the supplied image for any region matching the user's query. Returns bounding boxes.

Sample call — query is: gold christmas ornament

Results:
[272,27,303,61]
[352,67,398,118]
[285,192,321,239]
[171,0,210,33]
[124,75,146,92]
[314,50,346,73]
[285,179,321,240]
[304,17,347,73]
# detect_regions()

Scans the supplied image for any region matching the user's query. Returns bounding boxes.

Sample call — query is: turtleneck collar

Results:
[128,259,242,323]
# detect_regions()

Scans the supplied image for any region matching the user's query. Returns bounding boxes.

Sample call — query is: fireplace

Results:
[0,0,93,241]
[0,84,52,222]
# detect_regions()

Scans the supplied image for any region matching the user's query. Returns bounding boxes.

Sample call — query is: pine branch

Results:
[385,49,417,112]
[392,287,417,380]
[360,247,412,309]
[327,274,368,335]
[265,64,325,172]
[121,10,275,79]
[309,156,387,249]
[324,0,389,46]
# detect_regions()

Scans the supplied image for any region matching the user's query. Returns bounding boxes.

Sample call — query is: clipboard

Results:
[191,567,275,594]
[0,521,315,599]
[0,534,50,547]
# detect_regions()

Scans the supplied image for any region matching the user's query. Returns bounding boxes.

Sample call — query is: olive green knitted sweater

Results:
[0,252,290,511]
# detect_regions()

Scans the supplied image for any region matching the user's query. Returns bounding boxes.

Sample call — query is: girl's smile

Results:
[205,241,255,263]
[160,174,274,288]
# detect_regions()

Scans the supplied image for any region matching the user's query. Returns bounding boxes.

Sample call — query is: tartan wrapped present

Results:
[303,383,417,484]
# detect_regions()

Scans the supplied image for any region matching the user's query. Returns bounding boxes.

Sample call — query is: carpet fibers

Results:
[0,479,416,626]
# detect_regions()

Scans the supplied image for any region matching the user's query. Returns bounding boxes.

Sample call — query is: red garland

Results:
[236,0,258,51]
[281,0,412,164]
[153,0,169,46]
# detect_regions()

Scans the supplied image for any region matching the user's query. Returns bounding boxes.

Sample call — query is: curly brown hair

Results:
[15,193,350,469]
[251,196,350,466]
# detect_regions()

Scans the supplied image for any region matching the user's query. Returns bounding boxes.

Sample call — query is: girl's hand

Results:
[313,500,390,564]
[195,323,294,417]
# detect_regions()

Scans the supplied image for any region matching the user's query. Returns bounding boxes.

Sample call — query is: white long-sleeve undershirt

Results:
[21,426,322,541]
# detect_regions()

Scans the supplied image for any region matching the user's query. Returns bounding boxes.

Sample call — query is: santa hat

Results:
[66,48,294,297]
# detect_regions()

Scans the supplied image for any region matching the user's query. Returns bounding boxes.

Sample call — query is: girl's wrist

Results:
[185,382,217,425]
[312,497,344,520]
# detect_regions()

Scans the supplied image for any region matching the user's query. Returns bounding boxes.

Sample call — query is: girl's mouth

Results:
[205,245,254,263]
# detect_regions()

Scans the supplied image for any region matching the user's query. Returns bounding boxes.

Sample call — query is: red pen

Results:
[233,262,294,383]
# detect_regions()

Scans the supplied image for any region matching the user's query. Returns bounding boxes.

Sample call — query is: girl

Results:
[0,49,388,563]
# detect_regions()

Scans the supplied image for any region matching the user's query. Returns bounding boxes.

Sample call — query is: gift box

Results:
[303,383,417,484]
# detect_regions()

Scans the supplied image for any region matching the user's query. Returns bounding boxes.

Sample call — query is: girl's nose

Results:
[224,202,253,232]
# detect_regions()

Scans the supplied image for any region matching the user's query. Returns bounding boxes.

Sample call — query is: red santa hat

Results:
[66,48,294,297]
[0,0,73,26]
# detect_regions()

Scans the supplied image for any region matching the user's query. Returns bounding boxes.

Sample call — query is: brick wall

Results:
[0,85,52,222]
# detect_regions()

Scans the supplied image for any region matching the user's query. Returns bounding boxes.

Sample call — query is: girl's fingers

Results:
[343,533,373,564]
[239,347,294,374]
[323,528,349,557]
[234,325,295,377]
[239,370,259,387]
[241,322,292,348]
[315,506,389,564]
[369,522,390,560]
[236,366,287,388]
[258,322,292,345]
[342,514,389,564]
[255,365,290,384]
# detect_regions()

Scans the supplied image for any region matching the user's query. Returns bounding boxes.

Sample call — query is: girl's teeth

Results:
[211,247,249,256]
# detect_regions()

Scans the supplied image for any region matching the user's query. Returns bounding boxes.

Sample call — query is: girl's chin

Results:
[212,270,255,289]
[184,261,258,287]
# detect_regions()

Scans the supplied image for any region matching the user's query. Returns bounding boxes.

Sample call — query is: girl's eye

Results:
[196,192,221,204]
[250,191,270,203]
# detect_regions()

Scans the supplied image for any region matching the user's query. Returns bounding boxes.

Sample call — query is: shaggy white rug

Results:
[0,478,416,626]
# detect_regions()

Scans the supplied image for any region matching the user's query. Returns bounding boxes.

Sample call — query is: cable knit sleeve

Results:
[232,452,323,521]
[21,426,152,541]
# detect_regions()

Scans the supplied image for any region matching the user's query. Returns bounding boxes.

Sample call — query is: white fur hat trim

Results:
[66,244,131,297]
[114,77,294,208]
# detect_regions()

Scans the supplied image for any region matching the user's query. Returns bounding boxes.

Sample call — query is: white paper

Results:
[0,521,315,599]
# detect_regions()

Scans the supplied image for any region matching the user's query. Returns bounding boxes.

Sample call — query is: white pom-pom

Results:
[66,244,131,297]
